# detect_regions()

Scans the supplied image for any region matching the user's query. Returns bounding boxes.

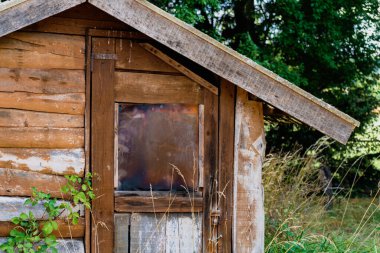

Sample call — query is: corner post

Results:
[233,88,265,252]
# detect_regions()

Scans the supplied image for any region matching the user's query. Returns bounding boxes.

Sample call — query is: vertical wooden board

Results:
[0,196,84,221]
[130,213,167,253]
[218,80,236,253]
[0,148,85,176]
[0,127,84,148]
[0,238,85,253]
[0,92,85,115]
[203,90,219,253]
[0,68,85,94]
[165,214,179,253]
[115,40,179,73]
[178,213,203,253]
[114,214,130,253]
[0,109,84,128]
[233,88,265,253]
[91,37,115,253]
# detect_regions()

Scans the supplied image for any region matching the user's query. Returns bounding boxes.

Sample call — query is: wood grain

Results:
[90,0,359,144]
[115,72,203,104]
[115,40,179,73]
[0,32,85,70]
[0,219,85,238]
[0,196,84,221]
[0,109,83,128]
[0,169,72,199]
[115,195,203,213]
[0,127,84,148]
[141,43,218,95]
[0,0,85,37]
[233,88,265,252]
[218,80,236,253]
[114,214,130,253]
[91,37,115,253]
[0,92,85,115]
[0,148,85,176]
[0,68,85,94]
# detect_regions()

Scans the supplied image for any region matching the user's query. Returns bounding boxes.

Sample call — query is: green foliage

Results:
[0,173,94,253]
[149,0,380,193]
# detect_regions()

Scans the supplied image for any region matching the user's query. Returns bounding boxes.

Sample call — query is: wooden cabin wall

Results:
[0,4,132,252]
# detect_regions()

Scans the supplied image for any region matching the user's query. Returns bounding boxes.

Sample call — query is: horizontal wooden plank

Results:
[23,16,131,36]
[115,72,203,104]
[0,68,85,94]
[0,219,85,238]
[0,168,75,198]
[90,0,359,144]
[0,148,85,176]
[0,92,85,115]
[0,109,83,128]
[0,0,84,37]
[0,196,84,221]
[0,238,85,252]
[115,195,203,213]
[89,29,149,39]
[0,128,84,148]
[141,43,218,95]
[0,32,85,69]
[115,40,179,73]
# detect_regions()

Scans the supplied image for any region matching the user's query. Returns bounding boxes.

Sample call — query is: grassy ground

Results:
[263,142,380,252]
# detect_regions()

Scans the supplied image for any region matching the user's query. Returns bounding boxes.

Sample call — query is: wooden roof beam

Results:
[89,0,359,144]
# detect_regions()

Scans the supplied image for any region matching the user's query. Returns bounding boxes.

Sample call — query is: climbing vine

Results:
[0,173,94,253]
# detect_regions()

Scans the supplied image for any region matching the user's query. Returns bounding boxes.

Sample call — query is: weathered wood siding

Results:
[0,12,86,251]
[233,88,265,253]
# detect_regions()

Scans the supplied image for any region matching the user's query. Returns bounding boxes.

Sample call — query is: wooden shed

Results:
[0,0,360,252]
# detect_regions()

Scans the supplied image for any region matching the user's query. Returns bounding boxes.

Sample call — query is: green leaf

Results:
[20,213,28,220]
[42,222,53,235]
[11,217,20,225]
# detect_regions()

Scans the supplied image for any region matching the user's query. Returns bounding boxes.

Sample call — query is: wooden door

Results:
[90,33,219,253]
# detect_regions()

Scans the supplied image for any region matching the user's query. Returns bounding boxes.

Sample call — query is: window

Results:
[116,103,202,192]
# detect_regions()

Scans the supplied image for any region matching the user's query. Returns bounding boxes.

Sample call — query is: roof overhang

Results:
[0,0,360,144]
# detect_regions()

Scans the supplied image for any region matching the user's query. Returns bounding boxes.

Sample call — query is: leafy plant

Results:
[0,173,94,253]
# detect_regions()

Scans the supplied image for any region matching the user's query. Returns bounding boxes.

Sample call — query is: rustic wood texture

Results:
[0,148,85,176]
[89,29,149,39]
[203,90,219,252]
[0,109,83,128]
[23,17,130,36]
[0,32,85,69]
[218,80,236,253]
[130,213,167,253]
[233,88,265,253]
[89,0,359,144]
[141,43,218,95]
[0,238,85,253]
[0,68,85,94]
[0,0,85,37]
[115,195,203,213]
[0,197,84,221]
[0,92,85,115]
[129,213,202,253]
[0,168,74,199]
[91,37,115,253]
[114,213,130,253]
[0,128,84,148]
[115,72,203,104]
[0,219,85,238]
[115,40,179,73]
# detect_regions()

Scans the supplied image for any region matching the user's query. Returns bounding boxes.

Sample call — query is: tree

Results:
[149,0,380,193]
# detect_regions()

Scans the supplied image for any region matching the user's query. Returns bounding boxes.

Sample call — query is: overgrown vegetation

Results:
[263,140,380,252]
[0,173,94,253]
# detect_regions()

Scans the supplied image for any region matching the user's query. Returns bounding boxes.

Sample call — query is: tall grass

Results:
[263,138,380,253]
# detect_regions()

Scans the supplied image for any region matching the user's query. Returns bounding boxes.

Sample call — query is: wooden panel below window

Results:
[115,195,203,213]
[114,72,203,104]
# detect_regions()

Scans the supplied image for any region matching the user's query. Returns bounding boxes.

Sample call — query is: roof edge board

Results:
[0,0,85,37]
[89,0,359,144]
